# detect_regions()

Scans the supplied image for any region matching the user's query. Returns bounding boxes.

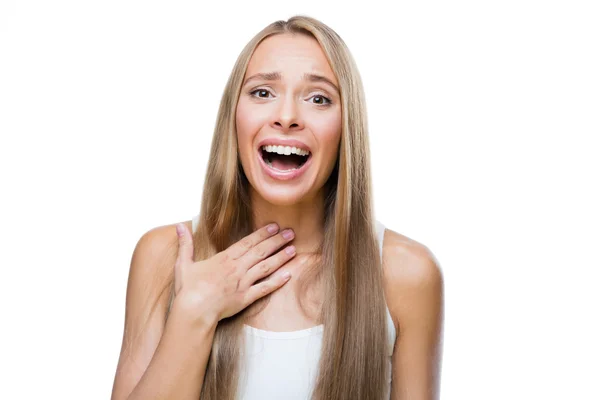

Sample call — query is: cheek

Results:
[235,102,251,141]
[236,101,263,154]
[236,99,270,132]
[312,112,342,163]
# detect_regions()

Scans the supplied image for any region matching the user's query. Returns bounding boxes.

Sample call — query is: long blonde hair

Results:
[167,15,388,399]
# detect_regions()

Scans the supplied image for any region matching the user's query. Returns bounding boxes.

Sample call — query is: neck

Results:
[250,189,325,255]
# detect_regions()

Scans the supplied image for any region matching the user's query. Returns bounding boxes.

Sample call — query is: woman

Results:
[111,15,444,400]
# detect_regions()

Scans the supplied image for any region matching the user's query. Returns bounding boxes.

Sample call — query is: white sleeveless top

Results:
[191,215,396,399]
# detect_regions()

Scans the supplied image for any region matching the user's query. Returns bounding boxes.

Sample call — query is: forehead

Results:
[245,33,338,86]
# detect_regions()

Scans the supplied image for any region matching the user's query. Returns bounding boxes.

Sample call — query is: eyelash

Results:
[248,88,332,106]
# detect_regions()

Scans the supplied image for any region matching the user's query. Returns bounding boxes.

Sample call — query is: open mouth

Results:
[260,145,311,171]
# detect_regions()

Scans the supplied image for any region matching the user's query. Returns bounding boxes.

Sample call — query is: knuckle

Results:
[259,262,271,275]
[239,238,253,252]
[251,246,268,259]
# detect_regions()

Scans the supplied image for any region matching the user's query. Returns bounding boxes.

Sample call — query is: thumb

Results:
[175,223,194,265]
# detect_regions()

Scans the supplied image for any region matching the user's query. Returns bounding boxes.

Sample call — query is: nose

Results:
[270,94,304,132]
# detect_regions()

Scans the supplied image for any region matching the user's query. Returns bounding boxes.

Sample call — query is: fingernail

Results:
[285,245,295,255]
[282,229,294,240]
[282,271,291,280]
[176,223,184,237]
[267,223,279,234]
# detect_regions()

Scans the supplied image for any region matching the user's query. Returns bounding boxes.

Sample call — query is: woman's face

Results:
[236,33,342,206]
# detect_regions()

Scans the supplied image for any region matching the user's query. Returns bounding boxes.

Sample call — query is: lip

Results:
[257,138,312,154]
[256,145,313,181]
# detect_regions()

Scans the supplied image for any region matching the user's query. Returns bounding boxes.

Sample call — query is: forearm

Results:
[126,299,217,400]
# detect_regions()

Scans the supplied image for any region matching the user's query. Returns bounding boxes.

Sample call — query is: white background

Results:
[1,0,598,399]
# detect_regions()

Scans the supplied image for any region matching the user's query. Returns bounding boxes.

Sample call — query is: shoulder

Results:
[128,219,194,284]
[381,228,444,335]
[112,218,195,398]
[133,219,193,260]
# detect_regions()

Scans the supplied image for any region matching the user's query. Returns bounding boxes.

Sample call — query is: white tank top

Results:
[191,215,396,399]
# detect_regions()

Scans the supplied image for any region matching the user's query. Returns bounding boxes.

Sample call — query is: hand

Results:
[173,222,296,323]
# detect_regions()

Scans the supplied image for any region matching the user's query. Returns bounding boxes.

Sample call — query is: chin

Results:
[251,183,314,207]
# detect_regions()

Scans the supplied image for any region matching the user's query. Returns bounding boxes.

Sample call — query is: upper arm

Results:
[383,230,445,400]
[110,221,188,400]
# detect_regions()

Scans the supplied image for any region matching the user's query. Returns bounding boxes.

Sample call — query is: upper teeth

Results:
[262,145,309,156]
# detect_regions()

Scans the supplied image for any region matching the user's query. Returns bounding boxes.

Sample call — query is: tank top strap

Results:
[374,219,386,261]
[192,214,200,234]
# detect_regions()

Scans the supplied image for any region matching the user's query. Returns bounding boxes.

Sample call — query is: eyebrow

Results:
[243,71,340,94]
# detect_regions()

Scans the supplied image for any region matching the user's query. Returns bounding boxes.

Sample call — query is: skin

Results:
[236,33,445,398]
[236,32,342,254]
[111,32,444,400]
[235,33,343,330]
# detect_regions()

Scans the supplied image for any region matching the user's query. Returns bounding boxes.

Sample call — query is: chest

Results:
[244,254,323,331]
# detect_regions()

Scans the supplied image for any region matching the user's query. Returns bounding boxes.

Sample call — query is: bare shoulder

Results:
[128,219,193,278]
[381,228,444,334]
[125,218,195,309]
[111,218,194,400]
[126,217,194,320]
[381,228,444,398]
[137,219,193,253]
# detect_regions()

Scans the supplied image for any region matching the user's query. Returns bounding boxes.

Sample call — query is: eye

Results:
[249,88,273,99]
[309,94,332,106]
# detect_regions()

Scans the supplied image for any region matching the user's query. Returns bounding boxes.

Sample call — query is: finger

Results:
[244,270,292,305]
[240,245,296,289]
[175,223,194,266]
[240,228,295,269]
[227,223,280,260]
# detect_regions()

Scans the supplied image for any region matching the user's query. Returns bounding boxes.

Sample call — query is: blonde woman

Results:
[111,15,444,400]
